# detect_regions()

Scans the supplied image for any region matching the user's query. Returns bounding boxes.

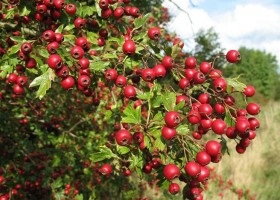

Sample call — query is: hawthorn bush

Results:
[0,0,261,199]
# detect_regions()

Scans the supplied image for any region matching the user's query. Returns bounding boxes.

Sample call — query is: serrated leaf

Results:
[38,49,49,58]
[171,44,182,58]
[9,36,24,43]
[90,146,116,162]
[5,8,15,19]
[163,92,176,111]
[19,6,31,16]
[136,89,151,100]
[51,177,63,189]
[220,137,230,155]
[75,194,84,200]
[121,104,141,124]
[226,77,247,92]
[133,14,150,29]
[117,145,130,155]
[154,137,165,151]
[29,68,54,99]
[224,109,235,127]
[174,100,185,111]
[176,124,189,136]
[95,0,102,17]
[64,24,75,31]
[64,34,76,42]
[0,65,13,79]
[144,136,152,150]
[87,32,98,43]
[55,24,64,33]
[103,53,118,59]
[7,43,21,54]
[153,112,164,122]
[90,60,110,72]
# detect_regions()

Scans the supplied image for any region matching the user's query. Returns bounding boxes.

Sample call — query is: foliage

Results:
[0,0,262,200]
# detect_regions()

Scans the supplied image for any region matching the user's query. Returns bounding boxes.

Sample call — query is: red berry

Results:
[184,161,201,177]
[243,85,255,97]
[163,164,180,180]
[211,119,227,135]
[123,85,136,99]
[115,129,132,146]
[161,56,174,70]
[199,62,212,74]
[205,140,221,157]
[47,54,63,70]
[161,126,177,140]
[164,111,181,128]
[246,102,260,115]
[99,163,112,176]
[122,40,136,55]
[168,183,180,195]
[61,76,75,90]
[148,27,161,40]
[226,50,241,63]
[196,151,211,166]
[65,3,76,15]
[213,77,227,93]
[185,56,197,69]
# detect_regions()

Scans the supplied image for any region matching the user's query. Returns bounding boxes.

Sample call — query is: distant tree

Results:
[191,27,226,69]
[223,47,279,99]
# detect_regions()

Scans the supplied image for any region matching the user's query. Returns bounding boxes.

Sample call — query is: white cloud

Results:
[163,1,280,65]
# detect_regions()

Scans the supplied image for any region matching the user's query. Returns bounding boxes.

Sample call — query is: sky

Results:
[163,0,280,65]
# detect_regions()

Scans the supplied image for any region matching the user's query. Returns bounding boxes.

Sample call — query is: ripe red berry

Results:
[185,56,197,69]
[115,75,127,87]
[161,56,174,70]
[211,119,227,135]
[161,126,177,140]
[246,102,260,115]
[163,164,180,180]
[55,65,69,78]
[47,41,60,54]
[13,84,24,95]
[105,68,118,81]
[168,183,180,195]
[115,129,132,146]
[199,62,212,74]
[141,68,155,82]
[123,85,136,99]
[47,54,63,69]
[65,3,77,15]
[185,161,201,177]
[187,110,201,125]
[178,78,190,90]
[164,111,181,128]
[213,77,227,93]
[42,30,55,42]
[74,17,86,29]
[61,76,75,90]
[70,45,84,59]
[226,49,241,63]
[153,64,166,78]
[198,104,213,117]
[193,71,206,84]
[99,0,109,10]
[205,140,221,157]
[113,7,124,19]
[148,27,161,40]
[243,85,255,97]
[197,165,210,182]
[99,163,112,176]
[77,75,91,88]
[78,57,90,69]
[122,40,136,55]
[20,42,33,54]
[7,73,18,84]
[196,151,211,166]
[16,76,28,86]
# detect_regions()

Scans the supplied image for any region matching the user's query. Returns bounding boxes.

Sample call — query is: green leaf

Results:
[55,24,64,33]
[64,34,76,42]
[51,177,63,189]
[226,77,247,92]
[90,146,116,162]
[7,43,21,54]
[174,100,185,111]
[0,65,13,79]
[152,112,164,123]
[117,145,130,155]
[220,136,230,155]
[163,92,176,111]
[144,136,152,150]
[136,89,151,100]
[122,104,141,124]
[90,60,110,72]
[103,53,118,59]
[38,49,49,58]
[9,36,24,43]
[75,194,84,200]
[64,24,75,31]
[87,32,98,43]
[95,0,102,17]
[133,14,150,29]
[19,6,31,16]
[29,68,55,99]
[5,8,15,19]
[176,124,189,136]
[154,137,166,151]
